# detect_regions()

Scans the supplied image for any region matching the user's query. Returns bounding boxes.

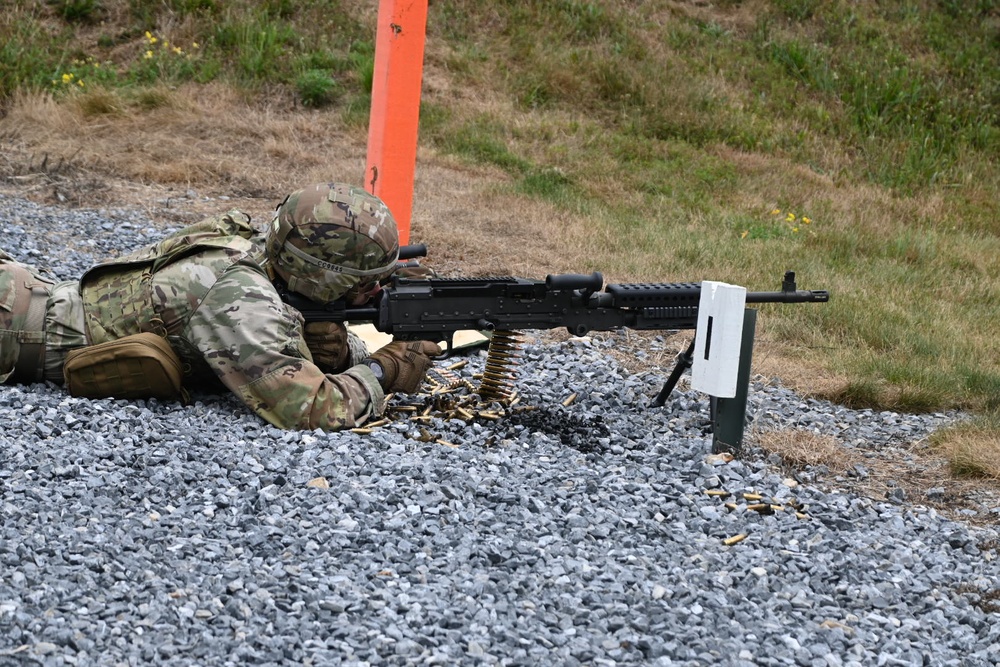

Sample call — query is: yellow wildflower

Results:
[771,209,781,216]
[173,46,183,55]
[802,217,811,224]
[61,73,74,84]
[144,50,154,59]
[192,42,200,49]
[792,227,799,233]
[77,80,85,87]
[785,212,796,222]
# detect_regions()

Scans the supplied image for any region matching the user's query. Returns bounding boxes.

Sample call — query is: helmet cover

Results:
[267,183,400,302]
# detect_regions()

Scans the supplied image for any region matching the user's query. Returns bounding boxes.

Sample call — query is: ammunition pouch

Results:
[63,332,184,401]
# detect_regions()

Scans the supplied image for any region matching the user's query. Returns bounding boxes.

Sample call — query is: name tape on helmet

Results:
[281,239,398,278]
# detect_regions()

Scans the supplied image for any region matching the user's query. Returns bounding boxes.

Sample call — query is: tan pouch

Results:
[63,332,184,401]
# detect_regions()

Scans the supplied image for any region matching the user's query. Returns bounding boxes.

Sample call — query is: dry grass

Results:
[0,84,626,282]
[753,427,1000,524]
[754,428,859,473]
[933,430,1000,480]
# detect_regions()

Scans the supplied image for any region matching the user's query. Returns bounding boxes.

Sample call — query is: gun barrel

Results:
[747,289,830,303]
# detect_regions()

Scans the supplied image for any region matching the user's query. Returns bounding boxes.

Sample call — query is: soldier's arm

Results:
[185,262,385,431]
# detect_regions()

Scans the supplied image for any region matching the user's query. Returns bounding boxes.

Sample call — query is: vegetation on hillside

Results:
[1,0,999,475]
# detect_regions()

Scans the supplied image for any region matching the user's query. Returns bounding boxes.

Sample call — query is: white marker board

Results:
[690,281,747,398]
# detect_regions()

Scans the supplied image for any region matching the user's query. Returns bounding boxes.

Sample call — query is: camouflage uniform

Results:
[1,188,396,431]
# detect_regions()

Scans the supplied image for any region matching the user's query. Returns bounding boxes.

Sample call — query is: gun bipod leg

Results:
[650,336,696,408]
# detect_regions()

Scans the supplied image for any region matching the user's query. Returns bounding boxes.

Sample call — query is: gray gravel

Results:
[1,193,998,666]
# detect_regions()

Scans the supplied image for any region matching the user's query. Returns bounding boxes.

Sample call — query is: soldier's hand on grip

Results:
[369,341,442,394]
[303,321,349,373]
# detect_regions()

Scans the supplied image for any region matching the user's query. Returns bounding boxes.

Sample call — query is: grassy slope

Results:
[419,0,1000,414]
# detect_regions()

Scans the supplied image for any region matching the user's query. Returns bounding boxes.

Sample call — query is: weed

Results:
[774,0,821,22]
[348,41,375,94]
[518,167,574,202]
[296,70,339,108]
[739,209,815,241]
[55,0,100,23]
[129,31,202,86]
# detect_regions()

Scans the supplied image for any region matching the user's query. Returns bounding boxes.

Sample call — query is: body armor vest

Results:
[80,211,261,344]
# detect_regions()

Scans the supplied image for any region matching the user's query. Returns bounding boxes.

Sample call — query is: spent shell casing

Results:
[562,393,578,407]
[723,534,747,546]
[446,360,468,371]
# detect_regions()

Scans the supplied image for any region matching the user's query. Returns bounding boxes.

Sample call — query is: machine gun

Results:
[280,245,829,404]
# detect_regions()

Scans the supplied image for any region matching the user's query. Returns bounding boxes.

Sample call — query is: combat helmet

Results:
[266,183,400,302]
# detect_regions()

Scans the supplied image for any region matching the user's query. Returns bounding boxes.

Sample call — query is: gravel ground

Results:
[1,194,998,666]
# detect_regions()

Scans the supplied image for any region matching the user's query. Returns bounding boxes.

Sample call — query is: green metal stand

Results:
[710,309,757,455]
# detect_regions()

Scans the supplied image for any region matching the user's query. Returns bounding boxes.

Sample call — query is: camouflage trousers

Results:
[0,254,87,385]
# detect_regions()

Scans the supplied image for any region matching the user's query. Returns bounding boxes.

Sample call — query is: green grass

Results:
[2,0,1000,427]
[0,1,373,106]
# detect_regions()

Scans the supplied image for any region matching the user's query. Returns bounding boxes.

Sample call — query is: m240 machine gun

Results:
[281,245,829,406]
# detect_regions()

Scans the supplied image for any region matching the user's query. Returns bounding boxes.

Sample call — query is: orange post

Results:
[365,0,428,246]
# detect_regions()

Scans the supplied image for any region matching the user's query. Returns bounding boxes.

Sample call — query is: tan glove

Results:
[303,321,349,373]
[368,341,442,393]
[393,264,437,279]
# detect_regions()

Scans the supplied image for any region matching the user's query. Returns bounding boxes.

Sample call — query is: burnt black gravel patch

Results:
[500,406,610,453]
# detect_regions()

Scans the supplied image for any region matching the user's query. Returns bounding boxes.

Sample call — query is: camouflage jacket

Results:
[9,211,384,431]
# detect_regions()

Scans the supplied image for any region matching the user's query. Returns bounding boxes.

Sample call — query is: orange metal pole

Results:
[365,0,428,245]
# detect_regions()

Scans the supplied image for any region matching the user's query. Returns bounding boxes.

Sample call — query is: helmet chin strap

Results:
[280,240,398,278]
